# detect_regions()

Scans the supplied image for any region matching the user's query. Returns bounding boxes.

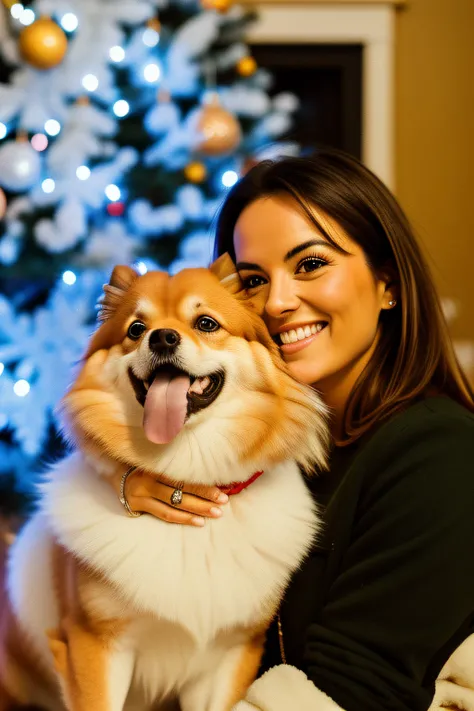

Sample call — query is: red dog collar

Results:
[218,470,264,496]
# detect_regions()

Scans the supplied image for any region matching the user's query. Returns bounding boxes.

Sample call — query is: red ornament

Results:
[107,201,125,217]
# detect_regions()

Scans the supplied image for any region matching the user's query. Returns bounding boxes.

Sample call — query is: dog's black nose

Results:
[149,328,181,353]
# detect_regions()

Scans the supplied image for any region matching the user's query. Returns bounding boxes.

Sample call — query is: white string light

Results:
[105,184,121,202]
[44,119,61,136]
[42,178,56,193]
[222,170,239,188]
[142,28,159,48]
[62,270,77,285]
[10,4,24,20]
[0,123,7,140]
[60,13,79,32]
[109,46,125,63]
[82,74,99,92]
[113,100,130,118]
[19,8,35,25]
[0,363,4,377]
[13,379,30,397]
[143,63,161,83]
[76,165,91,180]
[135,261,148,275]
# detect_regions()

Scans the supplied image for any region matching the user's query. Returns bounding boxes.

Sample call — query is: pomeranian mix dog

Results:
[0,254,328,711]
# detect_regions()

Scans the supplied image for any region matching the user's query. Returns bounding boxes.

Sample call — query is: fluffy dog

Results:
[0,254,328,711]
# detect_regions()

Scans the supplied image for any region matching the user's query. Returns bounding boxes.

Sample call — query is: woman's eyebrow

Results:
[284,239,330,261]
[236,260,262,272]
[236,239,332,272]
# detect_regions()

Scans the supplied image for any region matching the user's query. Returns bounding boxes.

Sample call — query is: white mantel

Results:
[244,2,399,188]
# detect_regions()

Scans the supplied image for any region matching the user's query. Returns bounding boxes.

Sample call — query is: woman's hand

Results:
[110,466,229,526]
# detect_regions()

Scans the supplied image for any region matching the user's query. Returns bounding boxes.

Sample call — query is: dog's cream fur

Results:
[0,255,329,711]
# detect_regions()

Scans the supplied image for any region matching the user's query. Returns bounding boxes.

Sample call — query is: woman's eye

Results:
[243,275,267,289]
[297,258,327,274]
[196,316,220,333]
[127,321,147,340]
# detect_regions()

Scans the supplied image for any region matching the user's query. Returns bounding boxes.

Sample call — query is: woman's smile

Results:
[274,321,328,354]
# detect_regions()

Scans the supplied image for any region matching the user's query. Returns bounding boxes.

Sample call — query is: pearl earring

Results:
[389,300,397,307]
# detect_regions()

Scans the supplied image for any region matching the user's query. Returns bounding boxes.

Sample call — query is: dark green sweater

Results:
[261,395,474,710]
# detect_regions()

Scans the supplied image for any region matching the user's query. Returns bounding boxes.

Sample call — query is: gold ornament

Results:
[2,0,16,9]
[237,56,257,78]
[201,0,232,12]
[19,17,68,70]
[184,162,208,184]
[75,96,91,107]
[147,17,161,33]
[194,94,242,156]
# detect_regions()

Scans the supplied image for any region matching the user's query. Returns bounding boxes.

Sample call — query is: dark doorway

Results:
[250,43,363,159]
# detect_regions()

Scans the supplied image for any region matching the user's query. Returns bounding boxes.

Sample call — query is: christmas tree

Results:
[0,0,299,514]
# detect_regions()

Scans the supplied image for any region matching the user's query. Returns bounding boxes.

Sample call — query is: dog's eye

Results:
[195,316,220,333]
[127,321,147,340]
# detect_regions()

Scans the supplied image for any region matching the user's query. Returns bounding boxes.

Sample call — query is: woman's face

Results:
[233,194,395,407]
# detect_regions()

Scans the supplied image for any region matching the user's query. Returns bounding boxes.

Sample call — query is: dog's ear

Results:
[97,265,139,322]
[210,252,267,316]
[209,253,243,296]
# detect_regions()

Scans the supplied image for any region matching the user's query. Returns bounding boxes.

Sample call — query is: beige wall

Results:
[396,0,474,339]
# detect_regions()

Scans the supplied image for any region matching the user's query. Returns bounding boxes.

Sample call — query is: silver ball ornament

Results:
[0,140,42,192]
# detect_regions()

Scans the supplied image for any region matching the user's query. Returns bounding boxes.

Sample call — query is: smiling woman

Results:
[109,149,474,711]
[231,194,394,427]
[215,151,473,441]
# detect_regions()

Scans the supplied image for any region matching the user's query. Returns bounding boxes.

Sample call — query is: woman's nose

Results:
[264,274,300,318]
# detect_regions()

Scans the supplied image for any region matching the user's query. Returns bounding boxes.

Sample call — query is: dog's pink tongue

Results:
[144,372,190,444]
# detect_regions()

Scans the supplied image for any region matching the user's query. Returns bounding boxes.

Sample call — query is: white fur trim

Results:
[238,665,344,711]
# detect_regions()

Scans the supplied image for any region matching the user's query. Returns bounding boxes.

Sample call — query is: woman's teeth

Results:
[280,323,325,345]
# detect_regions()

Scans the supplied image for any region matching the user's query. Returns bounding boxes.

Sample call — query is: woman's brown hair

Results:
[214,148,474,442]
